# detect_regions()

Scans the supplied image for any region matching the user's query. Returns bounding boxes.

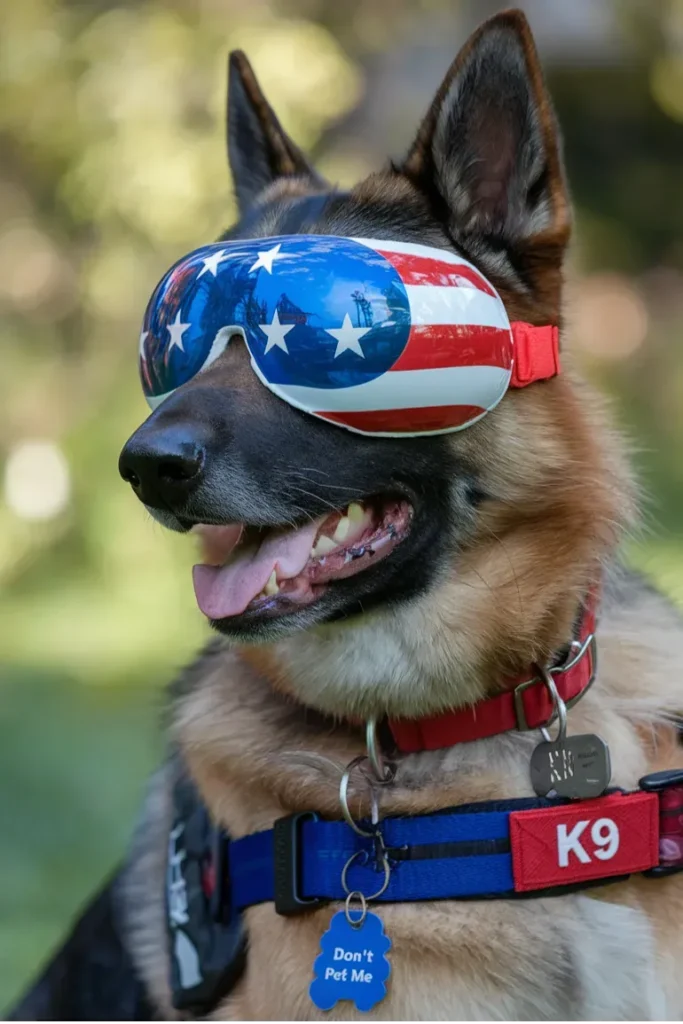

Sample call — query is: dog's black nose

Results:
[119,423,205,509]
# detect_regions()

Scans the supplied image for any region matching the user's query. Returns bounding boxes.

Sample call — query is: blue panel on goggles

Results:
[138,235,552,437]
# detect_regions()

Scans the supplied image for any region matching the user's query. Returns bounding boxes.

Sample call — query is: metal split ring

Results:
[341,848,391,904]
[344,890,368,928]
[339,756,380,837]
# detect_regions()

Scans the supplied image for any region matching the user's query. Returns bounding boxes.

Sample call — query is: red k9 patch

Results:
[509,792,659,892]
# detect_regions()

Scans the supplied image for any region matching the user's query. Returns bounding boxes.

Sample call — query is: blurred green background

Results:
[2,0,683,1010]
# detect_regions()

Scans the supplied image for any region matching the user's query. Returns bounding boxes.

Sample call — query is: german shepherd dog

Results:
[11,9,683,1021]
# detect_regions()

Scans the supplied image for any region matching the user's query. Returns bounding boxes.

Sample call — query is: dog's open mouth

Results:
[191,497,413,620]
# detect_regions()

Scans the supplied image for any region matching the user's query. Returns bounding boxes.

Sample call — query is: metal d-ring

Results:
[366,718,395,784]
[537,663,568,744]
[339,756,380,837]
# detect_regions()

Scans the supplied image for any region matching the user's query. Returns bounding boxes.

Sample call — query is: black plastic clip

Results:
[639,768,683,793]
[273,811,326,915]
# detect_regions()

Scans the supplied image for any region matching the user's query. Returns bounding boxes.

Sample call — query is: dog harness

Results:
[168,771,683,1015]
[138,235,559,436]
[165,594,683,1015]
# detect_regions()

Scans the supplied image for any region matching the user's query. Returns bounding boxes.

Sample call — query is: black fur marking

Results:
[271,194,334,235]
[526,163,551,212]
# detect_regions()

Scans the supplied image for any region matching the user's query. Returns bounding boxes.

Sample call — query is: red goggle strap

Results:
[510,322,560,388]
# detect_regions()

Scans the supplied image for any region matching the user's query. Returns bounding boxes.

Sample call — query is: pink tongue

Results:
[192,518,323,619]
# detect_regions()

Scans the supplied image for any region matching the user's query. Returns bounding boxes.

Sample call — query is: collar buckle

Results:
[273,811,326,915]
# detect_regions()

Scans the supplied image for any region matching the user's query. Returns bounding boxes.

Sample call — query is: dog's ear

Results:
[227,51,322,213]
[402,10,570,286]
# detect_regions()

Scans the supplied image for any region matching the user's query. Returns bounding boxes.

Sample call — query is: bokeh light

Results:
[4,440,70,521]
[572,274,649,360]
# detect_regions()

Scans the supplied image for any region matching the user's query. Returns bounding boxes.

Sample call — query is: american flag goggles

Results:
[138,235,559,437]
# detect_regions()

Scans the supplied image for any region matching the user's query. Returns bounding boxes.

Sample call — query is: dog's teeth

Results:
[265,570,279,596]
[347,502,365,524]
[333,516,351,543]
[312,535,337,558]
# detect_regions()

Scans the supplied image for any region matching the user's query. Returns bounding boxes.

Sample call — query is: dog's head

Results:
[119,11,633,717]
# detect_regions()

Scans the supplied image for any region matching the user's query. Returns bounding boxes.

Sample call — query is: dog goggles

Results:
[138,235,559,437]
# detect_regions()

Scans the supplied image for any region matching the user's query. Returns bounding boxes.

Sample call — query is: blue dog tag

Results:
[309,910,391,1013]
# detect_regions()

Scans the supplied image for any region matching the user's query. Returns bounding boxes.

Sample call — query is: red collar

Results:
[387,594,597,754]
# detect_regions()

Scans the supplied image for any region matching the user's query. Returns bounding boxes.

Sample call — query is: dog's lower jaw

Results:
[236,566,594,723]
[238,602,493,723]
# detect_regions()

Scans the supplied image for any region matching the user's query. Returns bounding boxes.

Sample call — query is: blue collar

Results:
[165,769,683,1014]
[226,773,681,916]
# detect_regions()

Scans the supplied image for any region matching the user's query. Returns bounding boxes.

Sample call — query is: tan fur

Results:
[124,10,683,1020]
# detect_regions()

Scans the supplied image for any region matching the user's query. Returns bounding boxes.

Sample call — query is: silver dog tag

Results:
[530,734,611,799]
